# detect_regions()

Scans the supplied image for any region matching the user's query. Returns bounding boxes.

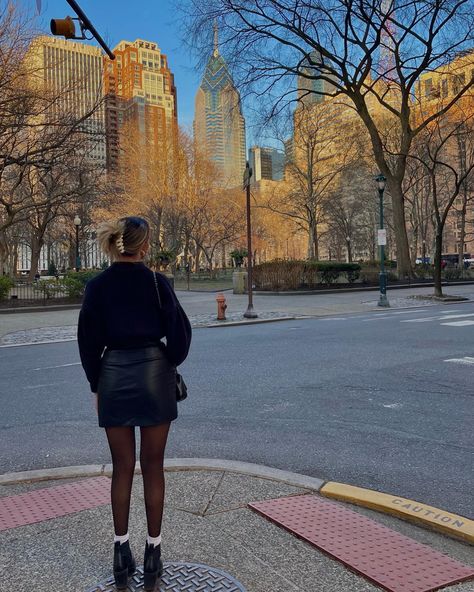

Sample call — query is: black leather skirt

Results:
[97,346,177,428]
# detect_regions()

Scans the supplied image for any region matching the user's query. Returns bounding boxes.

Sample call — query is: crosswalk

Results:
[320,308,474,327]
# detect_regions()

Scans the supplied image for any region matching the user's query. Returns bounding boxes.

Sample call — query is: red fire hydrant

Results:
[216,293,227,321]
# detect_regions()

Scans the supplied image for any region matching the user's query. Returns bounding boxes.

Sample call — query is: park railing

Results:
[7,280,69,306]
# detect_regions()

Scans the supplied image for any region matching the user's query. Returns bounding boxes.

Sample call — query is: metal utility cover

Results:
[87,562,246,591]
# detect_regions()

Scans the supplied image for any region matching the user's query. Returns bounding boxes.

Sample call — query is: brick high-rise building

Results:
[104,39,178,170]
[194,26,246,188]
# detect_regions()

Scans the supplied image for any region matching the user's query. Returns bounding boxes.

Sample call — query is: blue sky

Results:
[35,0,205,129]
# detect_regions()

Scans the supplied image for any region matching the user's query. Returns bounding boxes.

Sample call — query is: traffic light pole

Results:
[58,0,115,60]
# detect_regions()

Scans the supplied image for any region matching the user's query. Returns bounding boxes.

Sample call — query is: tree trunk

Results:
[194,245,202,272]
[458,192,467,275]
[313,223,319,261]
[388,180,412,278]
[29,237,44,281]
[346,240,352,263]
[307,223,315,259]
[0,234,7,276]
[433,231,443,298]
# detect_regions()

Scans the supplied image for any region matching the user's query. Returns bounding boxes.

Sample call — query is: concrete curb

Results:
[0,317,303,348]
[1,459,472,544]
[0,459,324,491]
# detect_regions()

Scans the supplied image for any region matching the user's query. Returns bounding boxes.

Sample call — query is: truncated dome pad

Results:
[249,494,474,592]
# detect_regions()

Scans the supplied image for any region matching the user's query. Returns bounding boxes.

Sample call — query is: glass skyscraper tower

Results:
[194,25,246,188]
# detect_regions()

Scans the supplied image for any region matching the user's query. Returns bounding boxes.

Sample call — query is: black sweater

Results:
[77,262,192,392]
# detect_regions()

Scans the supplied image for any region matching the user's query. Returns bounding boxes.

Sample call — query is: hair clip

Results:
[116,235,125,254]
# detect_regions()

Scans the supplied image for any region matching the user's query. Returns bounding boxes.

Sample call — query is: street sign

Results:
[378,229,387,246]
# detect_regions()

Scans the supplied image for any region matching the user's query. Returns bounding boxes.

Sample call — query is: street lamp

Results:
[74,215,82,272]
[375,174,389,307]
[243,161,257,318]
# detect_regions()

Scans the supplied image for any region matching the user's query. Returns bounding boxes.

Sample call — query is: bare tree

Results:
[0,3,106,273]
[410,109,474,296]
[262,102,354,259]
[184,0,474,277]
[325,161,377,262]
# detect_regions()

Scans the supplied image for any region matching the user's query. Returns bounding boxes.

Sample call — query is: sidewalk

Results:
[2,283,474,345]
[0,461,473,592]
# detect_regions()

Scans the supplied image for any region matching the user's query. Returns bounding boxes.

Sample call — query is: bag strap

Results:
[153,272,162,309]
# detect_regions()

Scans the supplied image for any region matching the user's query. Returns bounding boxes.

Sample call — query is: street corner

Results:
[320,481,474,544]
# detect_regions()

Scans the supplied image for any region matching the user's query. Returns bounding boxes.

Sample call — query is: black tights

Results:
[105,424,171,537]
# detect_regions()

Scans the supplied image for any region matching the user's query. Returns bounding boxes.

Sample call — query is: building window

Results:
[441,78,448,98]
[453,72,466,95]
[424,78,432,98]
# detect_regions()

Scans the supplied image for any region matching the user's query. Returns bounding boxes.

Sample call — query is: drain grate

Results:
[249,494,474,592]
[87,562,246,592]
[0,477,110,531]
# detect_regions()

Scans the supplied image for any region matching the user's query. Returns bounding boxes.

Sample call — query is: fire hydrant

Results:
[216,292,227,321]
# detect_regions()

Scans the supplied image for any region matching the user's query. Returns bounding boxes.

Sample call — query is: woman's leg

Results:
[139,423,171,537]
[105,426,136,536]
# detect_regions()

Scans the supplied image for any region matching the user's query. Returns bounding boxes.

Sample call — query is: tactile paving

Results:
[249,494,474,592]
[0,476,110,531]
[86,562,246,591]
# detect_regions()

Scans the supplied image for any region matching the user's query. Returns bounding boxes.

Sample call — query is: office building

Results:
[194,26,246,187]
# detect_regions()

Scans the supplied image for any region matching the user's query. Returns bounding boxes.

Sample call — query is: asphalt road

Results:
[1,303,473,518]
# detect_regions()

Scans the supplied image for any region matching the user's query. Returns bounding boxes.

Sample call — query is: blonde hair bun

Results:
[97,217,149,260]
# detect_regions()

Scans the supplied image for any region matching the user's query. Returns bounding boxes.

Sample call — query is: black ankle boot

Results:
[113,540,136,590]
[143,543,163,591]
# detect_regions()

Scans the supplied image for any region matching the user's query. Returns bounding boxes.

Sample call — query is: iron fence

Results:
[8,280,68,304]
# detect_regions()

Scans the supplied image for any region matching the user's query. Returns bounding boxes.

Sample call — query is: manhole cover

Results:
[87,562,246,591]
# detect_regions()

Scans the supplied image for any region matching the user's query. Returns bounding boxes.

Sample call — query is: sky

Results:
[34,0,206,129]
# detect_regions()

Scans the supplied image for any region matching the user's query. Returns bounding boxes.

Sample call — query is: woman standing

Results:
[78,216,191,591]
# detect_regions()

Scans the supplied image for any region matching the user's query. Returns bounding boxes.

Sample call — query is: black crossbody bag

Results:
[153,272,188,402]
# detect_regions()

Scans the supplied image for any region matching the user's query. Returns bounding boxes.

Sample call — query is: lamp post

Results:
[243,161,257,318]
[74,215,81,272]
[422,239,427,264]
[375,174,389,307]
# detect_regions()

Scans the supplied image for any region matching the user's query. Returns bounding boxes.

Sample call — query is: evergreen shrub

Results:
[0,276,14,300]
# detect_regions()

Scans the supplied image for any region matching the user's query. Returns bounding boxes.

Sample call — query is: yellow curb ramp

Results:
[320,482,474,545]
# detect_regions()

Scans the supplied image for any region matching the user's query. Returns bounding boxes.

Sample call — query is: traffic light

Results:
[49,1,114,59]
[50,16,76,39]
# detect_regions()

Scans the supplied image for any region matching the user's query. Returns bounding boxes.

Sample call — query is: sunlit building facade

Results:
[30,36,106,165]
[104,39,177,170]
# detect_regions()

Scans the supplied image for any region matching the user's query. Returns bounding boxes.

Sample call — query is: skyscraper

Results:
[249,146,285,184]
[104,39,177,170]
[194,25,246,188]
[30,36,106,165]
[297,51,336,106]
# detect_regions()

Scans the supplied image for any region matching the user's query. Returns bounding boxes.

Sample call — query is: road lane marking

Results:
[445,356,474,364]
[0,338,76,348]
[438,313,474,320]
[319,317,348,321]
[32,362,81,371]
[23,383,61,389]
[441,320,474,326]
[400,317,440,323]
